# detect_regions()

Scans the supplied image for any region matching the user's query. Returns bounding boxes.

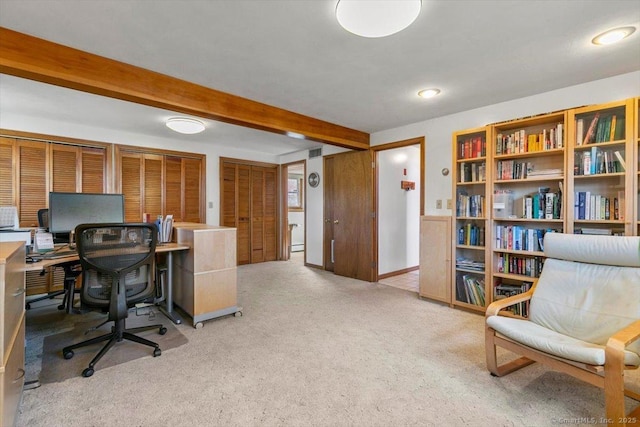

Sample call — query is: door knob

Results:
[333,220,339,224]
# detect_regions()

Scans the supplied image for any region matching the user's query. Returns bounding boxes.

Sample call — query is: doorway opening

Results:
[282,161,306,263]
[373,137,425,291]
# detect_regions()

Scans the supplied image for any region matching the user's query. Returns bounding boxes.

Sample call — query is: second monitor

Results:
[48,192,125,235]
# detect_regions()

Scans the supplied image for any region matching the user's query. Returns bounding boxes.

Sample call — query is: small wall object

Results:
[308,172,320,188]
[401,180,415,191]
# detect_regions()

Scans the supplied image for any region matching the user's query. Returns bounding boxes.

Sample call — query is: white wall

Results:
[370,71,640,218]
[377,145,421,274]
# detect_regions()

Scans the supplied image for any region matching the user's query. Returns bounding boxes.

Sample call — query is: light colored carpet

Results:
[17,253,639,426]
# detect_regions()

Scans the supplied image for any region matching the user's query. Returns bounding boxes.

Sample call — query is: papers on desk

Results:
[157,214,174,243]
[34,230,55,252]
[142,213,173,243]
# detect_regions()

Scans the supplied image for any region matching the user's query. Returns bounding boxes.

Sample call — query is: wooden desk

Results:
[23,242,190,324]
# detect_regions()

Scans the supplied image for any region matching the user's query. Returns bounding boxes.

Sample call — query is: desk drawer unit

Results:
[1,242,26,427]
[1,317,25,427]
[172,224,240,328]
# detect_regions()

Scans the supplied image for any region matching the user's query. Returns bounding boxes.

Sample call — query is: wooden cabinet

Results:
[452,127,490,311]
[419,216,451,303]
[172,223,240,328]
[1,241,26,427]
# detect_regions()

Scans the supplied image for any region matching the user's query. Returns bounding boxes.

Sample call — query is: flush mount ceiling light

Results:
[418,88,441,99]
[336,0,422,38]
[165,117,205,134]
[592,26,636,45]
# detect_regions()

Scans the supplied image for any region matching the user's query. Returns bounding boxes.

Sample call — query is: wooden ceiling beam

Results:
[0,27,369,150]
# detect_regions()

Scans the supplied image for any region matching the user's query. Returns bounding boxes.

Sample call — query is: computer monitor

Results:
[48,192,125,234]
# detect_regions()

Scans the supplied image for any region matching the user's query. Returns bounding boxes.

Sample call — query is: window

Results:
[288,176,303,211]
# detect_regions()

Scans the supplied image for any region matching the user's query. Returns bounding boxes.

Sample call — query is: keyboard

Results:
[41,249,77,259]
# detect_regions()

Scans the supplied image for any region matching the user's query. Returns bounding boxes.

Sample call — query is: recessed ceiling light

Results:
[336,0,422,38]
[165,117,206,134]
[592,26,636,45]
[418,88,441,99]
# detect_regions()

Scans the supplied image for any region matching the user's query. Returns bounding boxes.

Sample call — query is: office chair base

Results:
[62,321,165,377]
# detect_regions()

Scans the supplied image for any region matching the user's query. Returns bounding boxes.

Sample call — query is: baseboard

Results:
[378,266,419,280]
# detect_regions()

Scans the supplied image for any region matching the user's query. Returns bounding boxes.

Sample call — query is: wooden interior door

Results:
[323,156,335,272]
[328,150,375,282]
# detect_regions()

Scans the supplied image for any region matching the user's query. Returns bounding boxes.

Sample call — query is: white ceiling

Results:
[1,0,639,155]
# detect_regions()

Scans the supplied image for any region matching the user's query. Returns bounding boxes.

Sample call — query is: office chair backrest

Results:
[75,223,157,320]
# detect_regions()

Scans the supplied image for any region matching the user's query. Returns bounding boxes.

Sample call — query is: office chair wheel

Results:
[153,348,161,357]
[57,304,65,310]
[25,303,31,310]
[159,326,167,335]
[82,368,94,378]
[63,350,74,359]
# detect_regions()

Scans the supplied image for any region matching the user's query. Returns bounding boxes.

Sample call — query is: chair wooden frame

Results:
[485,283,640,426]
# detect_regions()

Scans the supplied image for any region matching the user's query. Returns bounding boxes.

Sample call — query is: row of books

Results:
[494,226,562,252]
[458,161,486,183]
[456,192,485,218]
[573,148,625,176]
[496,160,562,181]
[457,224,485,247]
[456,274,486,307]
[574,228,625,236]
[495,123,563,155]
[576,113,625,146]
[574,191,624,221]
[495,253,545,278]
[521,190,562,220]
[493,280,533,317]
[455,257,485,271]
[457,136,486,160]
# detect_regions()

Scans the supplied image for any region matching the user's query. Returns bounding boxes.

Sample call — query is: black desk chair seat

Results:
[62,223,166,377]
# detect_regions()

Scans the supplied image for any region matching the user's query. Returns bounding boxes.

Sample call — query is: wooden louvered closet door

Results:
[221,161,278,265]
[0,136,108,295]
[118,149,204,223]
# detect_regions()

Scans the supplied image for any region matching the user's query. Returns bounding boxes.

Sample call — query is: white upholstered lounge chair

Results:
[485,233,640,426]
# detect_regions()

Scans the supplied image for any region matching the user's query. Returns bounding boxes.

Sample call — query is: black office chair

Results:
[62,223,166,377]
[26,209,81,311]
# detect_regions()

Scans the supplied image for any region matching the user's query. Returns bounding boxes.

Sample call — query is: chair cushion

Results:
[543,233,640,267]
[529,258,640,356]
[487,315,640,366]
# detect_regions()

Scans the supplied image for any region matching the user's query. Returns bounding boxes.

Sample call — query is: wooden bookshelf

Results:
[448,97,640,315]
[489,111,566,315]
[636,97,640,236]
[451,126,490,312]
[567,99,635,236]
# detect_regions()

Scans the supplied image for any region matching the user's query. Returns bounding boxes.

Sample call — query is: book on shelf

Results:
[582,112,600,145]
[526,168,562,177]
[613,116,625,140]
[576,118,584,146]
[613,150,626,171]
